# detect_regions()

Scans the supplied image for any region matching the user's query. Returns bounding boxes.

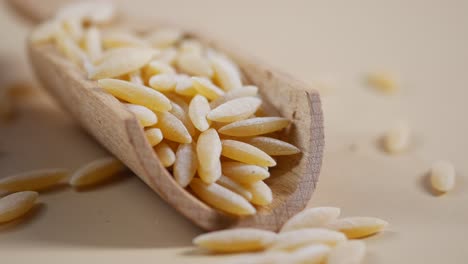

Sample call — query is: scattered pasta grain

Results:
[227,252,289,264]
[290,244,331,264]
[327,217,388,239]
[90,48,156,79]
[144,128,163,146]
[208,97,262,123]
[154,142,176,167]
[193,228,276,253]
[69,157,125,187]
[98,79,171,112]
[382,122,410,154]
[189,95,211,131]
[328,240,366,264]
[191,77,225,100]
[367,72,398,94]
[174,143,198,187]
[221,140,276,167]
[245,137,300,156]
[0,191,38,223]
[217,175,252,201]
[222,161,270,184]
[218,117,290,137]
[189,178,256,215]
[430,160,455,193]
[281,207,341,232]
[155,111,192,143]
[271,228,347,251]
[0,169,68,192]
[125,103,157,127]
[197,129,222,183]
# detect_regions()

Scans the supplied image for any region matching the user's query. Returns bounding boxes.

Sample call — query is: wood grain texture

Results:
[23,2,324,231]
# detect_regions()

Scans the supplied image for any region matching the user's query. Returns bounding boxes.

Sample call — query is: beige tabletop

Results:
[0,0,467,263]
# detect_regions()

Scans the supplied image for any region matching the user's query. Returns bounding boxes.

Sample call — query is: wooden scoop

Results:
[9,0,324,231]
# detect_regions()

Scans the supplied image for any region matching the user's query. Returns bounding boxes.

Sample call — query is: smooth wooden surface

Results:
[26,5,324,230]
[1,1,467,263]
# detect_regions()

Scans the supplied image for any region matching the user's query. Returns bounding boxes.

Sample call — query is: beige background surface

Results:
[1,0,467,263]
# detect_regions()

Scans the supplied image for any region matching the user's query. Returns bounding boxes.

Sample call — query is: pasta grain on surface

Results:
[327,217,388,239]
[430,160,455,193]
[328,240,366,264]
[0,191,38,223]
[193,228,276,253]
[207,97,262,123]
[70,157,125,187]
[281,207,341,232]
[272,228,347,251]
[189,178,256,216]
[367,72,398,94]
[221,140,276,167]
[218,117,290,137]
[290,244,331,264]
[0,169,68,192]
[382,122,410,154]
